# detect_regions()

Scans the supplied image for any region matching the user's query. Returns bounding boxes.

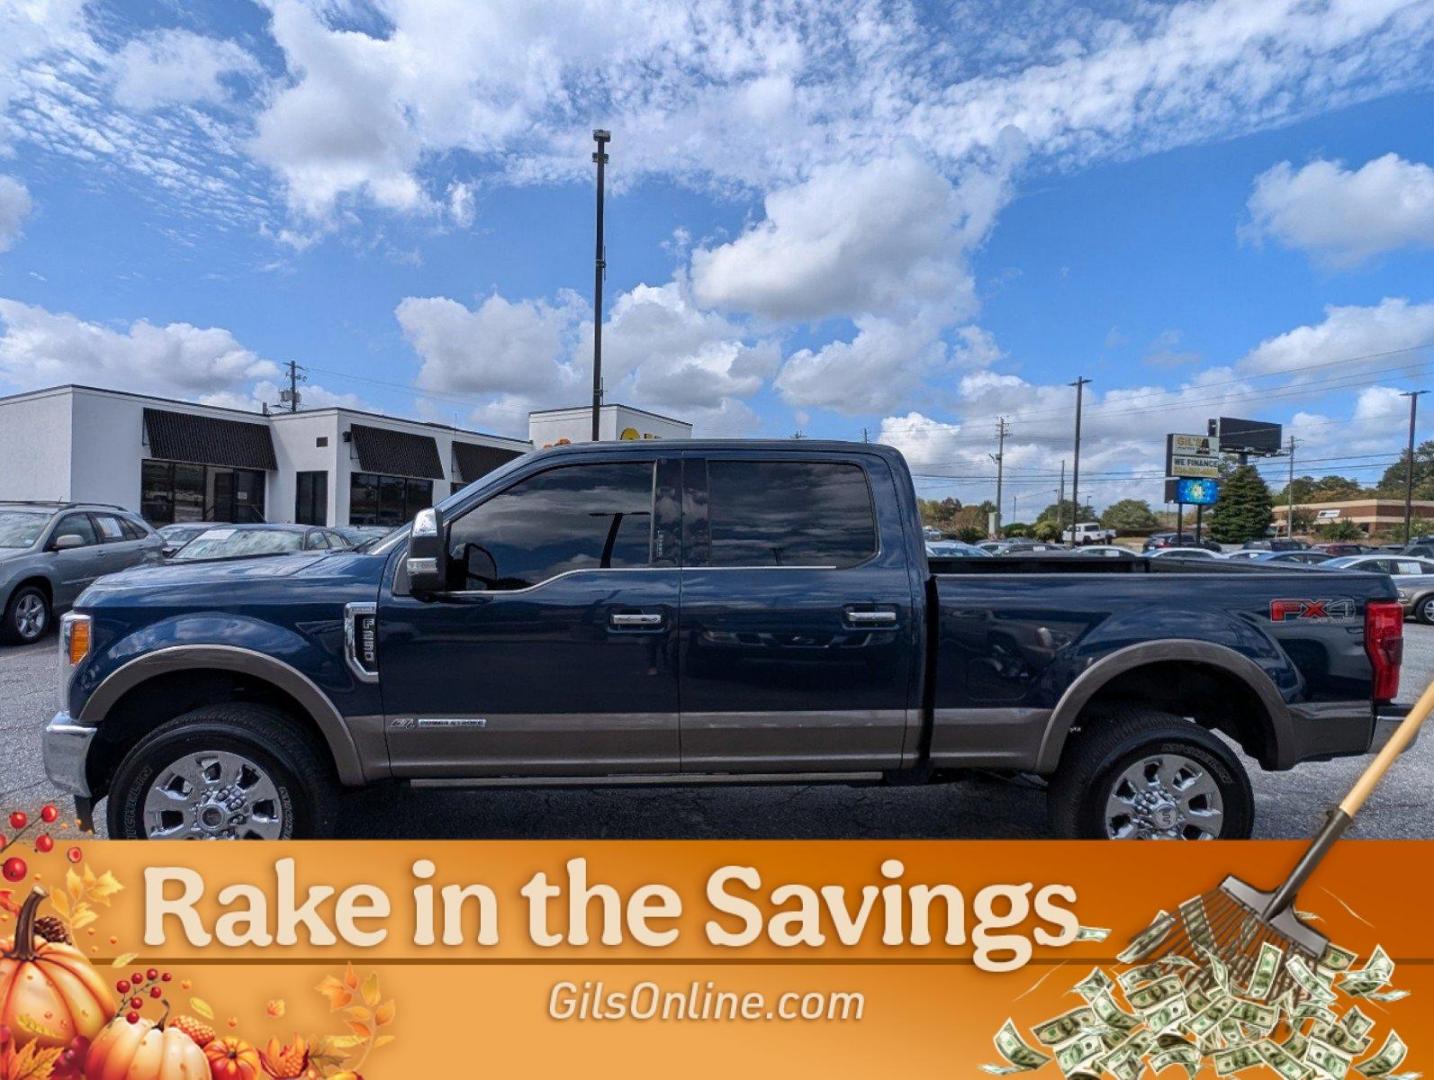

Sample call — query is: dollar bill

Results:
[1294,1001,1339,1028]
[1308,1038,1355,1080]
[1033,1007,1099,1047]
[1090,991,1141,1034]
[1073,968,1115,1002]
[986,1019,1053,1074]
[1118,911,1176,964]
[1128,975,1185,1014]
[1120,963,1171,992]
[1200,945,1233,993]
[1146,997,1191,1034]
[1178,895,1216,950]
[1075,925,1112,942]
[1288,955,1339,1005]
[1151,1044,1201,1079]
[1283,1031,1309,1060]
[1056,1033,1107,1076]
[1246,941,1285,1001]
[1313,1022,1373,1057]
[1355,1032,1407,1078]
[1214,1045,1265,1076]
[1362,989,1409,1003]
[1343,1007,1376,1040]
[1227,999,1278,1033]
[1186,985,1212,1014]
[1319,943,1358,973]
[1340,947,1394,997]
[1188,997,1236,1039]
[1259,1039,1313,1080]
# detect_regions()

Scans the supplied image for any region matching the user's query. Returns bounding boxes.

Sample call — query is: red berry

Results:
[8,812,26,831]
[146,968,158,981]
[161,972,172,982]
[40,805,58,824]
[1,857,26,882]
[125,1012,139,1025]
[131,972,143,985]
[66,846,82,864]
[129,997,143,1010]
[149,986,162,999]
[116,980,130,994]
[35,834,54,853]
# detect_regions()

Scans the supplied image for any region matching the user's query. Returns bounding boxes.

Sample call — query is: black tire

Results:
[1,584,51,645]
[106,703,337,839]
[1415,595,1434,625]
[1047,706,1253,840]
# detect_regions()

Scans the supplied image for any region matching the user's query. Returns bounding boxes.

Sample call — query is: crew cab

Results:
[43,441,1407,841]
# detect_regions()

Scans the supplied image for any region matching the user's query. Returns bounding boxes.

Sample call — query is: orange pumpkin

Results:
[85,1014,208,1080]
[204,1036,262,1080]
[0,888,114,1050]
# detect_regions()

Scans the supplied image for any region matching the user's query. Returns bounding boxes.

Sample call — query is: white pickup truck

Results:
[1062,521,1117,545]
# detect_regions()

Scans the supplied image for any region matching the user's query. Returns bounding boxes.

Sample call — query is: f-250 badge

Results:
[1269,598,1358,622]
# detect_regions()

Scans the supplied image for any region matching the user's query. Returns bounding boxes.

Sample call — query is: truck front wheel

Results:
[1046,707,1253,839]
[106,703,336,840]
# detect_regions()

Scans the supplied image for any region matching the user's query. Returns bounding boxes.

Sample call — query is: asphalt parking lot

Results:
[2,628,1432,840]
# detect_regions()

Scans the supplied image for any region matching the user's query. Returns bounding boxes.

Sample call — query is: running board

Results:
[409,771,885,790]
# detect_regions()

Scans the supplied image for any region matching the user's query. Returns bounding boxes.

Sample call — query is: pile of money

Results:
[983,905,1415,1080]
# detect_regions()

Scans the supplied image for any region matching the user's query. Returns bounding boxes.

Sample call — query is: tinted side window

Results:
[51,513,99,548]
[91,514,127,543]
[119,516,149,540]
[706,461,876,568]
[447,462,654,590]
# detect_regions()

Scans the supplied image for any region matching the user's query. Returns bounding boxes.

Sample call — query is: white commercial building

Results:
[529,403,692,447]
[0,384,531,527]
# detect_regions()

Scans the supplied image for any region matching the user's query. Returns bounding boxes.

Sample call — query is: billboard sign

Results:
[1209,416,1283,456]
[1165,433,1221,478]
[1168,477,1219,505]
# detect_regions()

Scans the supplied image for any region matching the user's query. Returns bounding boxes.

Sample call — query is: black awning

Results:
[350,424,445,479]
[143,409,277,471]
[452,441,524,483]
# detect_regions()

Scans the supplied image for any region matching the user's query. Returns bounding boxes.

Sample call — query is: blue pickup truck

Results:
[43,440,1406,841]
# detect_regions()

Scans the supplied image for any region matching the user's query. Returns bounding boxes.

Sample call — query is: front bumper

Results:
[42,712,96,797]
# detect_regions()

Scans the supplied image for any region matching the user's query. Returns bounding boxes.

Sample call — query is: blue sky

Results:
[2,0,1434,514]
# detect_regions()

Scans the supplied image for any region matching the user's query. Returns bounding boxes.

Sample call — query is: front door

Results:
[377,456,682,777]
[46,513,107,606]
[677,455,918,772]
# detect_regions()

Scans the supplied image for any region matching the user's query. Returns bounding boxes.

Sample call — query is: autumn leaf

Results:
[342,1006,371,1025]
[360,972,381,1008]
[342,963,359,990]
[2,1041,64,1080]
[65,868,83,904]
[266,999,286,1019]
[321,1035,365,1052]
[86,868,124,904]
[111,952,138,968]
[315,975,353,1010]
[374,1000,395,1027]
[373,1034,396,1050]
[344,1020,372,1040]
[70,908,97,931]
[190,997,215,1020]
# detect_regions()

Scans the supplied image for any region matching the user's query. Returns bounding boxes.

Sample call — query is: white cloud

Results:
[1245,154,1434,266]
[0,297,278,398]
[110,29,259,111]
[200,379,366,414]
[776,317,950,415]
[446,181,476,227]
[1239,298,1434,376]
[397,291,584,401]
[691,155,1011,324]
[0,175,32,251]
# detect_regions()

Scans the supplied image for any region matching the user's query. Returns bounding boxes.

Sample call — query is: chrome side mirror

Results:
[51,534,85,551]
[406,507,446,595]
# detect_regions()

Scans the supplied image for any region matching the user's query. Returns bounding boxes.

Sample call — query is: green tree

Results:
[1100,499,1158,534]
[952,505,989,543]
[1209,464,1273,543]
[1319,519,1364,541]
[1376,440,1434,500]
[1276,475,1367,502]
[1036,500,1096,527]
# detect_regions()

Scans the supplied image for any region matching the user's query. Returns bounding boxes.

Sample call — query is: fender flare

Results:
[78,644,366,785]
[1033,638,1294,773]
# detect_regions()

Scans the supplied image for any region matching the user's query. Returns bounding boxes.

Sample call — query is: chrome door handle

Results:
[610,613,664,628]
[845,609,897,625]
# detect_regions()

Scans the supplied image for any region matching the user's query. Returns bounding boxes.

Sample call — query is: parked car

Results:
[1250,550,1335,566]
[1323,554,1434,623]
[1313,543,1373,556]
[168,524,353,562]
[1062,521,1117,545]
[985,540,1065,554]
[1401,544,1434,558]
[1146,546,1221,560]
[925,540,991,558]
[156,522,232,558]
[1068,545,1136,558]
[1142,532,1222,553]
[44,440,1406,842]
[0,502,162,644]
[1241,539,1308,552]
[336,525,394,549]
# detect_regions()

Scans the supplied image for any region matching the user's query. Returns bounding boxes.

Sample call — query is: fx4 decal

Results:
[1269,598,1358,623]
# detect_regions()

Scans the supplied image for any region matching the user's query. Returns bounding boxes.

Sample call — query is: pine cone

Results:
[33,915,70,944]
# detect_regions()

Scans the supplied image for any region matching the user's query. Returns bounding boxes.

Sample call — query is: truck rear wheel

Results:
[1046,707,1253,840]
[106,703,336,840]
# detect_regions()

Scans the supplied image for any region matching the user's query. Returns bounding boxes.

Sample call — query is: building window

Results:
[140,460,267,525]
[316,436,329,447]
[295,471,328,525]
[349,472,432,526]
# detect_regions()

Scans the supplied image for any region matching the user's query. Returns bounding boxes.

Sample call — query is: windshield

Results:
[172,528,307,561]
[0,509,49,549]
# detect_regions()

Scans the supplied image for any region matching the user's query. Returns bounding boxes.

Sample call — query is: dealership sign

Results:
[1165,433,1221,478]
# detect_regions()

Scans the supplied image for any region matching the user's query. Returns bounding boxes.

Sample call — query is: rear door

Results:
[677,453,919,772]
[90,512,147,573]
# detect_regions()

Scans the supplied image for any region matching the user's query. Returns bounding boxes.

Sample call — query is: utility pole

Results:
[1057,460,1066,536]
[1286,435,1299,539]
[267,361,304,414]
[990,416,1009,539]
[1069,376,1091,540]
[1401,390,1427,545]
[590,129,611,442]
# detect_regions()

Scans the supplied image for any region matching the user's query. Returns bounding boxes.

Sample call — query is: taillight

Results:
[1365,600,1403,702]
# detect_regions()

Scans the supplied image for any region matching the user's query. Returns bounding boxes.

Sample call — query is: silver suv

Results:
[0,502,163,644]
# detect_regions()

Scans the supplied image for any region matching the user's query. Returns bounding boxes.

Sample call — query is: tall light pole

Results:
[590,129,611,442]
[1069,376,1091,539]
[1402,390,1427,544]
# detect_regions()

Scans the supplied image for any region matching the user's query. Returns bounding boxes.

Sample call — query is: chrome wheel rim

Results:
[1423,598,1434,623]
[142,751,285,839]
[14,594,46,639]
[1103,753,1225,840]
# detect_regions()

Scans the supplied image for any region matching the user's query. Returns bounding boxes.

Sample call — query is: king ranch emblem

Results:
[1268,598,1358,623]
